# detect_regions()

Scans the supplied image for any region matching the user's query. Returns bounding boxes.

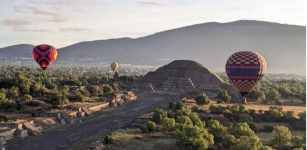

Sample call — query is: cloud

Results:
[137,0,165,6]
[29,6,58,16]
[11,26,51,32]
[49,16,67,23]
[59,27,91,32]
[3,18,31,26]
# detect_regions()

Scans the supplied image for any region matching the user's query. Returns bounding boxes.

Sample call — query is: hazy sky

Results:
[0,0,305,48]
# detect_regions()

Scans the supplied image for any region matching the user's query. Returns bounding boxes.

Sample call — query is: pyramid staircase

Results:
[159,77,196,92]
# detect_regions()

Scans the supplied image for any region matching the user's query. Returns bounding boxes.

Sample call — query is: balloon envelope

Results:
[225,51,266,97]
[32,44,57,70]
[111,62,119,72]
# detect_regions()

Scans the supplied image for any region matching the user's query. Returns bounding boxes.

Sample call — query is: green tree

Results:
[176,125,214,150]
[87,85,101,96]
[216,90,231,102]
[291,135,304,148]
[270,126,292,149]
[145,121,157,132]
[266,88,281,101]
[195,94,210,105]
[229,123,255,138]
[229,135,262,150]
[161,118,176,131]
[207,119,227,143]
[152,108,167,124]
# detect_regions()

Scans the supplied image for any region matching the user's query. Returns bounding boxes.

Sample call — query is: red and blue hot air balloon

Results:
[32,44,58,70]
[225,51,266,102]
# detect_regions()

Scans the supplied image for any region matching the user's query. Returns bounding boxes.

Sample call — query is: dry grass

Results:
[105,129,176,150]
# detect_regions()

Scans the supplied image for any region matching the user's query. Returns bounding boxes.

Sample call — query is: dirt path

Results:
[6,93,175,150]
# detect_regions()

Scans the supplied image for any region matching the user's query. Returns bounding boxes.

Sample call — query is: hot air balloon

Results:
[225,51,266,103]
[32,44,57,70]
[111,62,119,73]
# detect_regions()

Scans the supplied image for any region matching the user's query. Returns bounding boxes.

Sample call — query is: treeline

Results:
[0,66,141,111]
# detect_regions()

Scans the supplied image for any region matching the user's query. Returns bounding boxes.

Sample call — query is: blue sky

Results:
[0,0,305,48]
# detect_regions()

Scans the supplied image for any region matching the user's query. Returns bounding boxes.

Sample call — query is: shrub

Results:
[176,125,214,150]
[146,121,157,132]
[176,116,193,126]
[76,93,85,102]
[104,135,113,145]
[222,109,233,118]
[229,135,262,150]
[270,126,292,149]
[23,94,32,101]
[291,135,304,148]
[216,90,231,102]
[229,123,255,138]
[189,112,204,128]
[195,94,210,105]
[103,85,113,94]
[259,146,274,150]
[238,114,253,123]
[161,118,175,131]
[152,109,167,124]
[266,88,281,101]
[268,106,283,120]
[0,99,16,110]
[52,94,69,107]
[207,119,227,143]
[87,85,101,96]
[0,93,6,101]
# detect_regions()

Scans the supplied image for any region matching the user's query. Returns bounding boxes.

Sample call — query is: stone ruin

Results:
[133,60,243,102]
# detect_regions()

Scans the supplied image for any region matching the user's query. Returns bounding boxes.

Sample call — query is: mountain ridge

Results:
[0,20,305,75]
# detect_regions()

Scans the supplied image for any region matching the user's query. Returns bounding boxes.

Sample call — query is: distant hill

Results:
[0,20,305,75]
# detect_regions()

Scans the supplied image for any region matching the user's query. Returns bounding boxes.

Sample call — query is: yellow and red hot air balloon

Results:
[32,44,58,70]
[225,51,266,102]
[111,62,119,73]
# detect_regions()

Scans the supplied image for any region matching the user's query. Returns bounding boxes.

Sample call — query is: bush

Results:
[145,121,157,132]
[207,119,227,143]
[176,125,214,150]
[104,135,113,145]
[259,146,274,150]
[291,135,304,148]
[216,90,231,102]
[0,93,6,101]
[23,94,32,101]
[0,99,16,110]
[176,116,193,126]
[266,88,281,101]
[195,94,210,105]
[152,109,167,124]
[76,93,85,102]
[268,106,283,120]
[52,94,69,107]
[103,85,113,94]
[87,85,101,96]
[189,112,204,128]
[161,118,175,131]
[229,135,262,150]
[238,114,253,123]
[270,126,292,149]
[229,123,255,138]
